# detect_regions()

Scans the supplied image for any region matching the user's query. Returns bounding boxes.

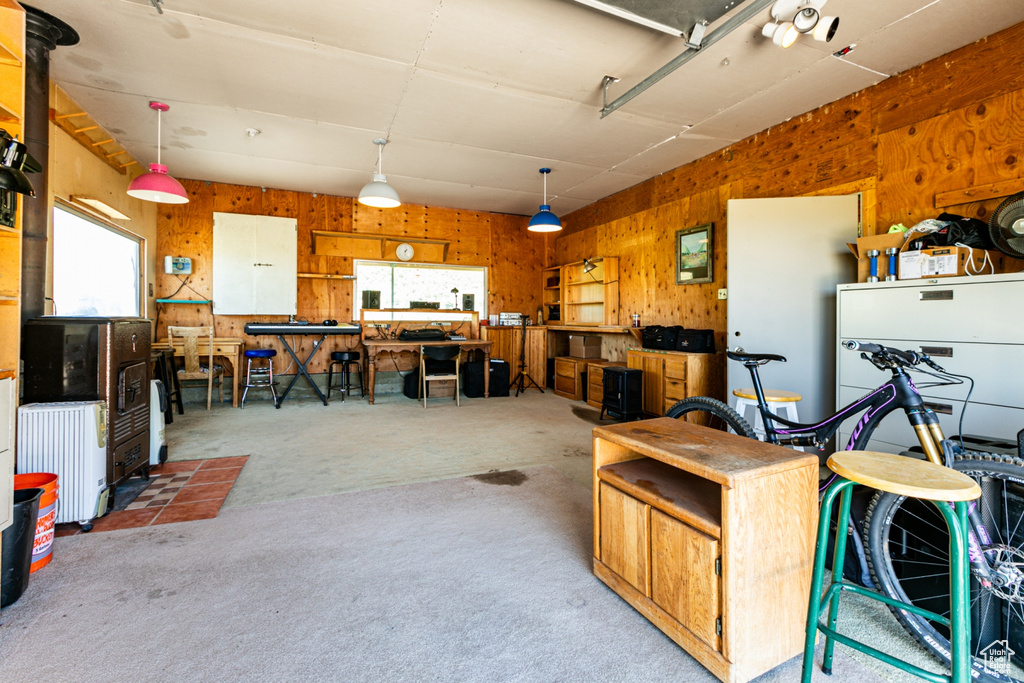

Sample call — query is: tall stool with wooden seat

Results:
[802,450,981,683]
[241,348,277,408]
[732,387,802,439]
[327,351,364,401]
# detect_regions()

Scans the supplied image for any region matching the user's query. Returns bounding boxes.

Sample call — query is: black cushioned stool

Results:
[241,348,277,408]
[327,351,363,401]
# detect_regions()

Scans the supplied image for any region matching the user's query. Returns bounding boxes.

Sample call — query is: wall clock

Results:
[396,243,414,261]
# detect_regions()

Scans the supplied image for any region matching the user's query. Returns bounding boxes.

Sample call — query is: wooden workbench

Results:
[362,339,492,404]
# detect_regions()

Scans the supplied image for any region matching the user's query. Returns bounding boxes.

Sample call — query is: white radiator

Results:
[17,401,109,526]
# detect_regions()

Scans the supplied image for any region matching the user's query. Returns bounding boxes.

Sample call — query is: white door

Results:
[726,196,860,437]
[212,212,297,315]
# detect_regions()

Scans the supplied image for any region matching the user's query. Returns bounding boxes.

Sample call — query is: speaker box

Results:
[462,293,475,311]
[362,290,380,309]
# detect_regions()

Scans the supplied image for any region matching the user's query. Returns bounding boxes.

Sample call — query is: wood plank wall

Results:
[558,22,1024,347]
[155,182,543,373]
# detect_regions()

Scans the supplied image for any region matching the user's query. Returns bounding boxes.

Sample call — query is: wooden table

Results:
[152,337,245,408]
[592,418,817,683]
[363,339,492,405]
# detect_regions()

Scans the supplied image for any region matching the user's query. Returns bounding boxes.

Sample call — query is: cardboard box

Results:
[898,246,1003,280]
[569,335,602,358]
[846,233,907,283]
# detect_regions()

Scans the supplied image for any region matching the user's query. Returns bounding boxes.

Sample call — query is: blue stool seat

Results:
[242,348,277,408]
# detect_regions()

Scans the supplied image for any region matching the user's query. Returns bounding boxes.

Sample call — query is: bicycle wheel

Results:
[665,396,757,438]
[864,452,1024,682]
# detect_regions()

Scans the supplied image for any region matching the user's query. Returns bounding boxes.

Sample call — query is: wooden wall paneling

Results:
[488,213,541,318]
[872,24,1024,137]
[155,180,215,337]
[803,177,877,236]
[877,90,1024,228]
[211,181,262,215]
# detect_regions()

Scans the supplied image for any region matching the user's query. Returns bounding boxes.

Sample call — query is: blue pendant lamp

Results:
[528,168,561,232]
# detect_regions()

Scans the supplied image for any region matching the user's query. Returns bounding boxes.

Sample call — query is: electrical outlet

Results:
[718,288,728,300]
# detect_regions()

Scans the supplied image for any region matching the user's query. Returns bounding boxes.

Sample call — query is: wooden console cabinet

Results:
[593,418,817,683]
[626,348,724,416]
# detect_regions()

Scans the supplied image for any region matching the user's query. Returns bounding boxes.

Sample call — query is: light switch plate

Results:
[718,288,728,300]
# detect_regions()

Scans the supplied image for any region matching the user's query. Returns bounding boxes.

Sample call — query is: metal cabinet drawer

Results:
[838,278,1024,344]
[837,338,1024,408]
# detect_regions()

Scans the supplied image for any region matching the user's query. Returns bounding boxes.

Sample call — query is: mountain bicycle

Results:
[665,342,1024,682]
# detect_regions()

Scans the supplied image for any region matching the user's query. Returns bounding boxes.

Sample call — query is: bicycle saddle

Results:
[727,350,787,364]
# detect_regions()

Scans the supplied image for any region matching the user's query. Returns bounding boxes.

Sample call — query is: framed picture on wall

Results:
[676,223,713,284]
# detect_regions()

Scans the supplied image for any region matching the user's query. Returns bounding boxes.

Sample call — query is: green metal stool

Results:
[802,450,981,683]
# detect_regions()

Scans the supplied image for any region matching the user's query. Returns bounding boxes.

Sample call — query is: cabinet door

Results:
[599,482,650,595]
[639,355,665,415]
[651,508,721,651]
[212,212,298,315]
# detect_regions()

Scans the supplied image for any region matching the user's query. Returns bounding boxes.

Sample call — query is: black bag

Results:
[642,325,678,350]
[398,328,447,342]
[912,213,995,251]
[675,329,715,353]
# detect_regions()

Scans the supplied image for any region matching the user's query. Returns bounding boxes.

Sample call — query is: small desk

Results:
[152,337,245,408]
[363,339,492,405]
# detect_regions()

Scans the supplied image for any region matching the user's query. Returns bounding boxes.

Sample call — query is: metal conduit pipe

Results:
[21,5,78,322]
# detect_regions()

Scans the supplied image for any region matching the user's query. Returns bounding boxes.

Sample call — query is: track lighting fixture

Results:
[762,0,839,49]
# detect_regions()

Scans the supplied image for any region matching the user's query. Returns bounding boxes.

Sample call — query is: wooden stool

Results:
[802,451,981,683]
[732,387,801,438]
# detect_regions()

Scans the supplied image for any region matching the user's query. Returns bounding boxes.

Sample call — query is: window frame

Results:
[353,260,488,320]
[52,199,146,318]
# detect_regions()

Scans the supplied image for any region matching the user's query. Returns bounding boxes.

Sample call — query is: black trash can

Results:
[1,487,43,608]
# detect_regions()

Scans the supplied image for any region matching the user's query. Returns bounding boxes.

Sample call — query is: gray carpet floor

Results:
[0,465,879,681]
[0,387,957,680]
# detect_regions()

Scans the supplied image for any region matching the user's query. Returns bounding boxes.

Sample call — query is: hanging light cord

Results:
[542,170,548,205]
[156,107,163,166]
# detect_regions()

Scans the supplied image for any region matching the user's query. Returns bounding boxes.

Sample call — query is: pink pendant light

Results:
[126,101,189,204]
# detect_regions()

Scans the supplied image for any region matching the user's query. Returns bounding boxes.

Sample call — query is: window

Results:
[52,204,142,317]
[354,261,486,319]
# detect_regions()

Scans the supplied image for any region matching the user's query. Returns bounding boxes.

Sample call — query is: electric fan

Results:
[989,192,1024,259]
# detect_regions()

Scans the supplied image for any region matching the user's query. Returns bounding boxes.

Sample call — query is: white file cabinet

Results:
[836,272,1024,453]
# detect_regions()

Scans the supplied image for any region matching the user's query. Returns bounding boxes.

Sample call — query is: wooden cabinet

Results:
[836,273,1024,452]
[481,325,547,388]
[553,356,605,401]
[0,0,24,540]
[586,360,625,408]
[627,348,724,416]
[561,257,618,326]
[593,418,818,683]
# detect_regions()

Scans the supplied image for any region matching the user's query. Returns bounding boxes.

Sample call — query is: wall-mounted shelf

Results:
[156,298,212,304]
[562,257,619,326]
[297,272,355,280]
[312,230,450,263]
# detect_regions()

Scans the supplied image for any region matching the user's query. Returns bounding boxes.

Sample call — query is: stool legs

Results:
[241,356,276,408]
[802,479,973,682]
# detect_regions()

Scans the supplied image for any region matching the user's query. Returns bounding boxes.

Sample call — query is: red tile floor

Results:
[54,456,248,535]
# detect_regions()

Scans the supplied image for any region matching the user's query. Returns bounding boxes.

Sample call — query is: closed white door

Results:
[726,196,860,435]
[213,212,297,315]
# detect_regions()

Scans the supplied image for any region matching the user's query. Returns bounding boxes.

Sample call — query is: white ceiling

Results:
[25,0,1024,217]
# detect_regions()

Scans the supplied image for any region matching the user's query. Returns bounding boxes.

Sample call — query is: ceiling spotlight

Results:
[527,168,561,233]
[762,21,798,48]
[813,15,839,42]
[126,101,189,204]
[582,259,596,273]
[793,7,818,32]
[763,1,839,48]
[358,138,400,209]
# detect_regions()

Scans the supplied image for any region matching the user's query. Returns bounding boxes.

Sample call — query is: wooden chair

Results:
[167,326,224,410]
[420,345,461,408]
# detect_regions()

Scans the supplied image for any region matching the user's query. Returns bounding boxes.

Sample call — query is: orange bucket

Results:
[14,473,58,572]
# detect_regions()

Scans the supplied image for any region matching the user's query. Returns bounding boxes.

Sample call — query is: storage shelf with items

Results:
[593,418,817,683]
[561,257,618,326]
[541,265,561,323]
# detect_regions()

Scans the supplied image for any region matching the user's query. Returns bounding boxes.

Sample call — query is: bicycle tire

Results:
[864,451,1024,682]
[664,396,757,438]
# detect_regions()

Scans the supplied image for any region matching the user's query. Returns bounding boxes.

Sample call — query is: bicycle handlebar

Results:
[842,340,922,366]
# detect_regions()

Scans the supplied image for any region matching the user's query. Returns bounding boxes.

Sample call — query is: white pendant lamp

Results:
[126,101,189,204]
[358,138,401,208]
[527,168,561,233]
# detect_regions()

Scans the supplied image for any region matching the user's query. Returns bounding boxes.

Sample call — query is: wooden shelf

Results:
[565,300,603,305]
[156,298,211,304]
[297,272,354,280]
[561,258,618,326]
